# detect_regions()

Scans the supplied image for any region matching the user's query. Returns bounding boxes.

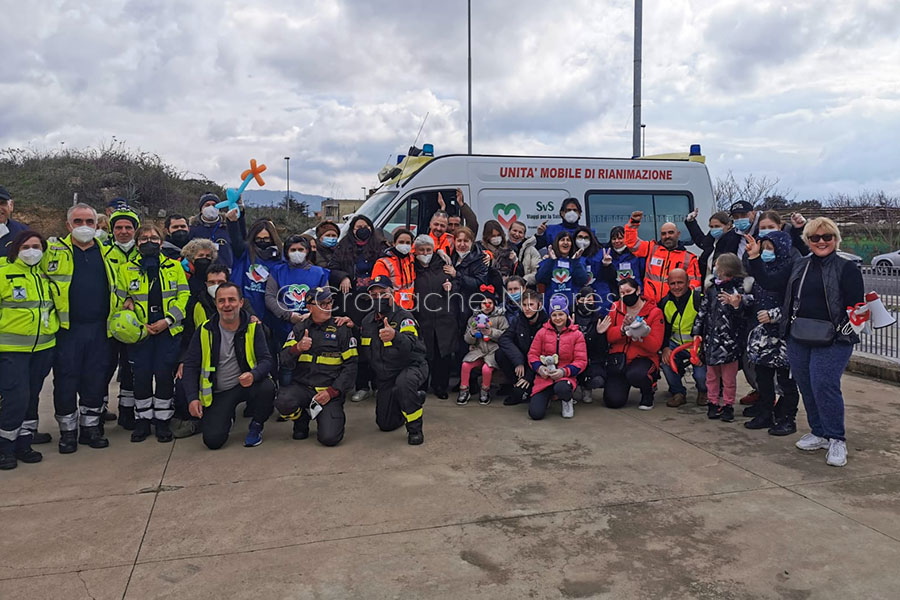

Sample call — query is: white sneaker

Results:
[795,433,830,451]
[826,439,848,467]
[561,399,574,419]
[350,389,369,403]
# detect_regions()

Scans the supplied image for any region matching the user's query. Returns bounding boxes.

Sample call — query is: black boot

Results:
[131,419,151,442]
[768,418,797,436]
[720,405,735,423]
[407,419,424,446]
[155,419,173,443]
[0,453,16,470]
[102,409,117,422]
[292,417,310,440]
[58,430,78,454]
[14,438,42,464]
[78,425,110,448]
[118,406,135,430]
[32,431,52,444]
[744,413,774,430]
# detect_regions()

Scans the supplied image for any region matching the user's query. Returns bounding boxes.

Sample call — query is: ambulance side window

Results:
[383,197,422,237]
[585,192,694,244]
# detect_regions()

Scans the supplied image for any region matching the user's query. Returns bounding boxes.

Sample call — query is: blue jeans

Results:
[787,339,853,441]
[661,341,707,396]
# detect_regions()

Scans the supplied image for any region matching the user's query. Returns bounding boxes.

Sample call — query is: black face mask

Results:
[374,297,393,316]
[354,227,372,241]
[168,230,190,248]
[255,240,279,261]
[576,301,595,316]
[138,241,160,257]
[622,292,639,307]
[193,257,211,278]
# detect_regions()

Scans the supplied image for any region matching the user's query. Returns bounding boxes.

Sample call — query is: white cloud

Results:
[1,0,898,202]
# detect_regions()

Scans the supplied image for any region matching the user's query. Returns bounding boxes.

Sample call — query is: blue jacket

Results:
[535,256,590,313]
[189,217,243,268]
[231,253,284,327]
[266,262,330,345]
[591,248,646,315]
[1,218,28,262]
[535,221,595,250]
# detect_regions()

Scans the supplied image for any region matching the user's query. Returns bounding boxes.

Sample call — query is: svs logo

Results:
[536,201,555,212]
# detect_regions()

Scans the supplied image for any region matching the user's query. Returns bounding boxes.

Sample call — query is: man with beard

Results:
[161,214,191,260]
[623,211,701,304]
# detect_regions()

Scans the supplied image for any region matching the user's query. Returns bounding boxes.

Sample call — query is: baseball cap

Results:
[308,287,333,305]
[0,186,11,201]
[729,200,754,215]
[367,275,395,291]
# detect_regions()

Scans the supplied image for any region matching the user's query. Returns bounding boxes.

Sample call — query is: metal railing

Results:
[857,266,900,360]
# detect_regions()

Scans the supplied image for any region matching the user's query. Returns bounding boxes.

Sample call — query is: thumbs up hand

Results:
[379,317,396,343]
[297,329,313,352]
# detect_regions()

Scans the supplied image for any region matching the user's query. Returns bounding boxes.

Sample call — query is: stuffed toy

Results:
[538,354,562,379]
[473,313,491,341]
[624,316,651,342]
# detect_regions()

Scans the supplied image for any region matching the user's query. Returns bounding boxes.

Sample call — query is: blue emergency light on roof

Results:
[689,144,702,156]
[422,144,434,156]
[396,155,406,164]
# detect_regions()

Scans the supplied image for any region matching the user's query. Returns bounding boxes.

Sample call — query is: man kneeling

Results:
[276,287,357,446]
[182,282,275,449]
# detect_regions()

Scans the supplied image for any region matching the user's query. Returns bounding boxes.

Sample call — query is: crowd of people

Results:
[0,185,864,470]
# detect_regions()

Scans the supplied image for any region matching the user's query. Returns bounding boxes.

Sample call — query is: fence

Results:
[857,266,900,360]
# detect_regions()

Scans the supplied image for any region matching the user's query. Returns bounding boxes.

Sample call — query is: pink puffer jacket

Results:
[527,321,588,395]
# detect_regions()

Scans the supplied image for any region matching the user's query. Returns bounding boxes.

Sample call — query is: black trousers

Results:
[496,349,535,402]
[276,383,345,447]
[106,339,134,408]
[425,330,451,394]
[755,364,800,421]
[0,349,53,450]
[603,357,656,409]
[529,381,573,420]
[355,359,375,392]
[129,332,181,422]
[375,365,427,435]
[202,379,275,450]
[52,322,112,430]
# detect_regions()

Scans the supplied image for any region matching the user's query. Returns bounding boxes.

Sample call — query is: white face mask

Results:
[394,243,412,255]
[207,284,220,298]
[19,248,43,266]
[457,250,470,260]
[613,244,627,254]
[288,250,307,265]
[489,236,502,246]
[71,226,96,244]
[564,210,579,224]
[201,205,220,221]
[417,253,433,265]
[575,238,590,250]
[0,223,9,238]
[116,239,135,252]
[94,229,109,243]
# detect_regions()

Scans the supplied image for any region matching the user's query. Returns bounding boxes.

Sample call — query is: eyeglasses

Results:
[310,300,333,308]
[808,234,835,243]
[138,236,161,243]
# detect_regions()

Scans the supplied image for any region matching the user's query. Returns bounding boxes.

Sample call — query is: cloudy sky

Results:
[2,0,898,201]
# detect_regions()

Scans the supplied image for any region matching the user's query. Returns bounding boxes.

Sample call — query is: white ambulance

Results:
[351,146,715,245]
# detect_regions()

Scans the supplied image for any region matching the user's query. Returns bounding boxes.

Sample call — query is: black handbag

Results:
[789,263,835,347]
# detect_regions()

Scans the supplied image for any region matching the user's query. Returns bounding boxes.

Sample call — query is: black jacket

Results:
[450,247,490,329]
[360,306,428,381]
[181,310,273,402]
[692,277,752,365]
[279,316,358,397]
[414,256,457,358]
[498,310,549,368]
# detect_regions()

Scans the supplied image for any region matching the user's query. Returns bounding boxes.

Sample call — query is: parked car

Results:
[871,250,900,275]
[837,250,863,267]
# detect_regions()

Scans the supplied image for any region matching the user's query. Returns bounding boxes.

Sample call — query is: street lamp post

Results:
[284,156,291,216]
[467,0,473,155]
[641,123,646,157]
[633,0,642,159]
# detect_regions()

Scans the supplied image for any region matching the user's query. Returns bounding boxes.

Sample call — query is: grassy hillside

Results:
[0,145,319,237]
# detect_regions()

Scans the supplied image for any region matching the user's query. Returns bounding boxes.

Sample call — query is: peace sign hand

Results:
[601,247,612,266]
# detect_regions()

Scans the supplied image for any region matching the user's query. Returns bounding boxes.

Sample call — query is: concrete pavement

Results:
[1,373,899,599]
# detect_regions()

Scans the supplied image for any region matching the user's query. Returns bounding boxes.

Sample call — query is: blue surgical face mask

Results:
[321,236,338,248]
[734,218,751,232]
[758,228,777,237]
[761,249,776,263]
[709,227,724,239]
[508,290,522,302]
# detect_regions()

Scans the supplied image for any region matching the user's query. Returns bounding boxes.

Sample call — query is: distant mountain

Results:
[241,189,327,212]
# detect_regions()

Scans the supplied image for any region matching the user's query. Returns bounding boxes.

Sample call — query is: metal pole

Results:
[632,0,642,159]
[284,156,290,215]
[467,0,473,155]
[641,123,646,156]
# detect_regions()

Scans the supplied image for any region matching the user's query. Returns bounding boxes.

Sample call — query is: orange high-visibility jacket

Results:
[372,253,416,310]
[624,223,701,304]
[429,231,453,255]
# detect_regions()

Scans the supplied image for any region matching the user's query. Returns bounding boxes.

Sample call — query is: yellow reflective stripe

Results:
[341,348,358,360]
[402,408,423,422]
[297,354,313,362]
[316,356,342,365]
[360,337,372,346]
[283,339,298,349]
[280,406,304,421]
[0,333,55,349]
[245,322,257,368]
[399,325,418,336]
[383,341,393,347]
[315,387,329,392]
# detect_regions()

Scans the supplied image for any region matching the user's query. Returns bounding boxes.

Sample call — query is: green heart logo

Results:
[493,203,521,229]
[552,268,571,284]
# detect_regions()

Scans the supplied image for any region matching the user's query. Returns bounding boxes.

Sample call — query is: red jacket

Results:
[624,223,701,304]
[527,321,588,394]
[606,299,665,369]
